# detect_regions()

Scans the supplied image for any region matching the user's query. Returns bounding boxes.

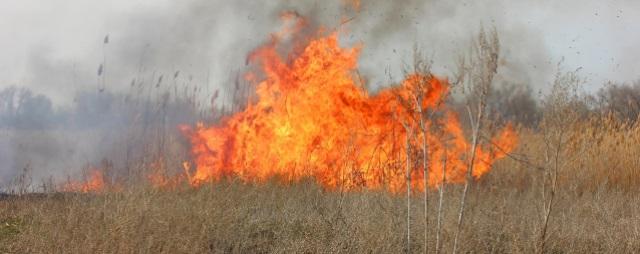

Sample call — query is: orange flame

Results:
[146,159,187,190]
[180,21,517,192]
[62,168,105,193]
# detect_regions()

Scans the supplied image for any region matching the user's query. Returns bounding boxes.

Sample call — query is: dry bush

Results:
[488,81,540,127]
[592,80,640,121]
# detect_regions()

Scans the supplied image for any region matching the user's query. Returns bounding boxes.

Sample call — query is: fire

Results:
[180,18,517,192]
[62,168,105,193]
[57,14,516,194]
[146,158,187,190]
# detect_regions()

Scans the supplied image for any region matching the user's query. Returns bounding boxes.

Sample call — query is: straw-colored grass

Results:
[3,119,640,253]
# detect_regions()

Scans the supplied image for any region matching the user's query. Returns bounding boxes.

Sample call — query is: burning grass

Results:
[42,16,516,195]
[3,5,640,254]
[5,118,640,253]
[180,30,516,191]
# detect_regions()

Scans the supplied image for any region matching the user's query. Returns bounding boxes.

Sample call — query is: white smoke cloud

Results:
[0,0,638,106]
[0,0,639,187]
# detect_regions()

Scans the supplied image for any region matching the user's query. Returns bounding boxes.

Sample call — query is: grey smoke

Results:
[2,0,638,103]
[0,0,638,186]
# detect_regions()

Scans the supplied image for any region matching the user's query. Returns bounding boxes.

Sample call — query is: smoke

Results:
[4,0,638,101]
[1,0,638,187]
[0,85,202,188]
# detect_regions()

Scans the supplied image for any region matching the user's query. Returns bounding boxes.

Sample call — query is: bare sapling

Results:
[435,149,447,254]
[536,66,583,253]
[417,100,429,254]
[409,47,435,254]
[400,120,414,254]
[452,28,500,254]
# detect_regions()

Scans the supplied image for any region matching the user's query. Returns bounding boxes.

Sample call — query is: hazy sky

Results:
[1,0,638,106]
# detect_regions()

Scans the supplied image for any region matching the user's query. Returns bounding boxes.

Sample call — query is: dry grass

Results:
[0,185,637,254]
[4,123,640,254]
[2,29,640,254]
[4,79,640,253]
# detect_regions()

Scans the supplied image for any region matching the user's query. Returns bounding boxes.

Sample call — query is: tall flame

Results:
[180,20,517,192]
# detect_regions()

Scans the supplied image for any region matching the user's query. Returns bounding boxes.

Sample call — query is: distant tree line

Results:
[1,79,639,130]
[0,86,57,129]
[0,86,202,130]
[590,80,640,120]
[484,79,640,128]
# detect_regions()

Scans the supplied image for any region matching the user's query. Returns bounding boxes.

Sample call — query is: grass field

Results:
[3,120,640,253]
[2,177,639,253]
[2,14,639,254]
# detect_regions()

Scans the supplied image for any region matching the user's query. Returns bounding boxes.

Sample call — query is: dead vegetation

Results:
[3,157,640,254]
[4,74,640,254]
[2,28,640,254]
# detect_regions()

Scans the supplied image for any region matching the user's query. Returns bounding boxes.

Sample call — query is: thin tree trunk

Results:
[405,129,412,254]
[435,153,447,254]
[538,134,562,253]
[538,187,555,254]
[419,112,429,254]
[451,28,498,254]
[452,107,484,254]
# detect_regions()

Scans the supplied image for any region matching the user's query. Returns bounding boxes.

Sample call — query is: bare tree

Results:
[408,47,436,254]
[400,120,414,254]
[593,80,640,121]
[536,67,584,253]
[435,149,447,254]
[488,82,541,127]
[452,28,500,254]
